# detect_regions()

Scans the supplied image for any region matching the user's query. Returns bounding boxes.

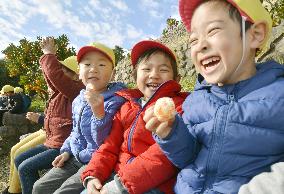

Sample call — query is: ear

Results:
[78,66,83,80]
[110,68,116,81]
[248,21,268,49]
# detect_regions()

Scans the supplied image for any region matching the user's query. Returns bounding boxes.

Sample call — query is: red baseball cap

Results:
[131,40,177,67]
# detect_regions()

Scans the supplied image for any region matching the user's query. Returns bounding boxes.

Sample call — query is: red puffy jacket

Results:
[82,80,188,194]
[40,54,84,148]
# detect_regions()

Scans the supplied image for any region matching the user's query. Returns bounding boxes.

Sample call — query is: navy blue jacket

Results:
[60,82,126,164]
[155,61,284,194]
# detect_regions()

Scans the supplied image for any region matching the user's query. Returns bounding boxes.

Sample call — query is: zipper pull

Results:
[228,94,235,103]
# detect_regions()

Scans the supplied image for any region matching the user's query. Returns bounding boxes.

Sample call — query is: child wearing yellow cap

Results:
[144,0,284,193]
[0,85,14,126]
[32,42,127,194]
[7,37,85,194]
[13,87,31,113]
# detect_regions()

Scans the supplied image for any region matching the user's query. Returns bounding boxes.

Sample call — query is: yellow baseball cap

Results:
[179,0,272,49]
[59,56,79,74]
[77,42,115,66]
[1,85,14,94]
[14,87,24,93]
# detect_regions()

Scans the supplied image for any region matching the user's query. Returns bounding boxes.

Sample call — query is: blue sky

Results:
[0,0,180,59]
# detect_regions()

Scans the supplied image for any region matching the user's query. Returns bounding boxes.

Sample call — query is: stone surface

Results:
[113,22,284,86]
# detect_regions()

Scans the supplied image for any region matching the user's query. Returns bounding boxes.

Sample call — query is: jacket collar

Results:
[195,61,284,99]
[116,80,181,103]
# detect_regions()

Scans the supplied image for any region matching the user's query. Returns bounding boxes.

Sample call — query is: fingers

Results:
[143,106,154,123]
[155,121,172,139]
[87,179,102,194]
[92,178,103,190]
[145,117,160,133]
[52,156,61,167]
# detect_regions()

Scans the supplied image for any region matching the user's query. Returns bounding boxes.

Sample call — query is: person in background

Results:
[0,85,15,126]
[12,37,84,194]
[2,112,45,194]
[14,87,31,113]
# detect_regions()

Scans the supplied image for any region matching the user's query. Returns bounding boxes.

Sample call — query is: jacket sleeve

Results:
[39,54,83,100]
[81,111,124,183]
[60,134,73,155]
[91,96,125,147]
[117,142,177,194]
[154,114,199,169]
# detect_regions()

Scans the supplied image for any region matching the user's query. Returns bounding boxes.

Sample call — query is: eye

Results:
[208,27,220,36]
[99,63,106,67]
[141,68,150,72]
[160,68,169,72]
[83,63,91,66]
[189,38,198,47]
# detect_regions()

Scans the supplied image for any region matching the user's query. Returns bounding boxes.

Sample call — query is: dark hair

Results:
[132,48,178,80]
[198,0,253,35]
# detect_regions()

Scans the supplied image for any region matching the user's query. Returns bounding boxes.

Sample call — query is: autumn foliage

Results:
[2,34,76,100]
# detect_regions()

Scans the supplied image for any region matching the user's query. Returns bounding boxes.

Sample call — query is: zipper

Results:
[201,102,231,192]
[127,83,168,152]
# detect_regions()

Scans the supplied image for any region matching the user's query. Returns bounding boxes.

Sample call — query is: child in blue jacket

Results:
[32,42,126,194]
[144,0,284,193]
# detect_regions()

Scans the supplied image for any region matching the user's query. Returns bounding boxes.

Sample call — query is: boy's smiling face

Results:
[189,2,256,86]
[136,51,174,101]
[79,51,113,93]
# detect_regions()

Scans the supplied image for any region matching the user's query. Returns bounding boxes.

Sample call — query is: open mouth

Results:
[146,83,161,90]
[201,56,220,72]
[88,77,99,81]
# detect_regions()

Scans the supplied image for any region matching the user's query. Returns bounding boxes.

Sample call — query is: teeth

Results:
[202,56,220,65]
[147,83,160,87]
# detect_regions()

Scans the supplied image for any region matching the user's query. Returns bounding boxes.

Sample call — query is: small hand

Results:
[26,112,41,123]
[143,106,175,139]
[85,84,105,119]
[87,178,103,194]
[40,37,58,55]
[52,152,70,167]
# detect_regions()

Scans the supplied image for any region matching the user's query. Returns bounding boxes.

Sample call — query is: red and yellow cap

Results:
[179,0,272,49]
[77,42,115,65]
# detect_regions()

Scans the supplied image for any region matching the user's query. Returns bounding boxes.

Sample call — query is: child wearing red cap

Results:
[144,0,284,194]
[80,40,188,194]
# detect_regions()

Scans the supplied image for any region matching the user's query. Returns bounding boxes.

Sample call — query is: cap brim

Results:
[179,0,201,32]
[131,40,176,66]
[77,46,113,64]
[179,0,254,32]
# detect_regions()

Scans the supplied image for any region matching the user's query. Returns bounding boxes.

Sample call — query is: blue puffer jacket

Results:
[60,82,126,164]
[155,61,284,194]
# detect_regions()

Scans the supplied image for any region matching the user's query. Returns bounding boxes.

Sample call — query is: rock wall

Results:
[0,112,40,138]
[113,21,284,85]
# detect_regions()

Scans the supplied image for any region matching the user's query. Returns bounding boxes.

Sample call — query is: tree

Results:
[113,45,125,65]
[2,34,76,100]
[261,0,284,26]
[0,59,19,89]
